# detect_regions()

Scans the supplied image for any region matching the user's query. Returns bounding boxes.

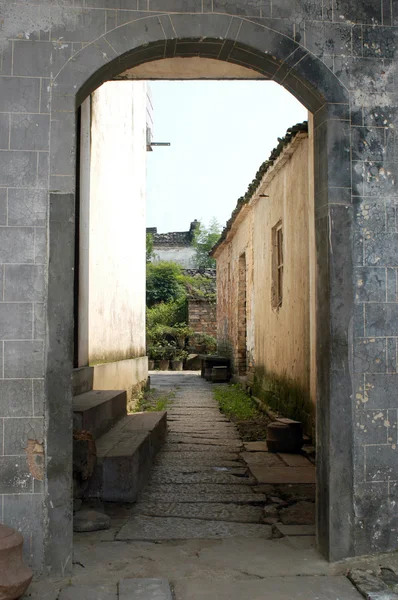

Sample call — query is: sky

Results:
[146,80,307,234]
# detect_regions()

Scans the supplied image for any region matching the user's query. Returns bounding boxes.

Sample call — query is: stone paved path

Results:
[25,372,366,600]
[117,371,272,541]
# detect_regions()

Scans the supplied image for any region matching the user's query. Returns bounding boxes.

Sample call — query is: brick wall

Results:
[187,298,217,339]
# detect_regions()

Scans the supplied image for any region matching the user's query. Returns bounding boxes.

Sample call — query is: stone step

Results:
[85,412,167,502]
[132,501,264,523]
[116,515,272,540]
[73,389,127,440]
[72,366,94,397]
[58,579,172,600]
[119,579,172,600]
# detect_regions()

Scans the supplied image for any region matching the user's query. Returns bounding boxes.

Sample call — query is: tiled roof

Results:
[210,121,308,256]
[147,220,199,247]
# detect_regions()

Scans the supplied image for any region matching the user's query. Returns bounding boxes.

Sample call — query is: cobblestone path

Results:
[116,371,273,540]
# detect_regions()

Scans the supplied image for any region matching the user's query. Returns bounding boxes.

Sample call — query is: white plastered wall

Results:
[78,81,147,377]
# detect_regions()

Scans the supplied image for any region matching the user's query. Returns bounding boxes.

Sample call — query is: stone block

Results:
[73,510,110,532]
[365,445,398,482]
[0,77,40,113]
[50,7,107,43]
[72,390,127,440]
[119,579,172,600]
[354,338,386,374]
[0,303,33,340]
[0,457,32,494]
[33,380,45,417]
[7,189,47,227]
[4,265,45,302]
[86,412,167,502]
[12,41,72,78]
[0,227,34,263]
[59,585,117,600]
[11,114,50,151]
[0,150,38,188]
[250,466,316,485]
[33,304,45,340]
[34,228,47,264]
[279,501,315,525]
[275,524,316,537]
[117,515,272,541]
[0,113,10,150]
[0,189,6,226]
[4,417,43,455]
[0,381,33,417]
[4,341,44,378]
[211,366,229,382]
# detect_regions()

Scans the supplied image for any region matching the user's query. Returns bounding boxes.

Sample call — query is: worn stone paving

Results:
[117,372,272,541]
[24,373,369,599]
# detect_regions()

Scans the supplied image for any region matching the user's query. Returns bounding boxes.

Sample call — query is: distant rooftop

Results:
[147,220,199,247]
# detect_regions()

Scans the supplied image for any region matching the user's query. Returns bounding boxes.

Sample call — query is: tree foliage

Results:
[193,218,221,269]
[146,261,185,307]
[146,233,154,263]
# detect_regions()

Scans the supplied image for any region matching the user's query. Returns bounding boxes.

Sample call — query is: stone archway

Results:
[3,3,394,575]
[46,13,352,570]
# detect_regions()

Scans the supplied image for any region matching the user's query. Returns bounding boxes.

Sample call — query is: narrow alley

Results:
[25,372,371,600]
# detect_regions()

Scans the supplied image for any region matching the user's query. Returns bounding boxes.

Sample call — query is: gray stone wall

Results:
[0,0,397,573]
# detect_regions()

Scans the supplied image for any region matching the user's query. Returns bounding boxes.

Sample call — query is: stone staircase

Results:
[72,368,166,502]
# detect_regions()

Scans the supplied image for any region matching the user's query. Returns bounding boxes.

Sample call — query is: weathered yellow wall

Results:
[253,134,312,395]
[216,126,316,421]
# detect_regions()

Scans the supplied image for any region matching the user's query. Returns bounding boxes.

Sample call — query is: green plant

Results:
[192,218,221,269]
[190,332,217,354]
[253,367,314,434]
[146,297,188,329]
[146,232,154,262]
[134,389,175,412]
[213,384,258,420]
[146,261,185,307]
[173,349,189,361]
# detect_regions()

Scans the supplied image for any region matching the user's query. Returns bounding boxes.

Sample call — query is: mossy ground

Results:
[213,384,270,442]
[133,388,175,413]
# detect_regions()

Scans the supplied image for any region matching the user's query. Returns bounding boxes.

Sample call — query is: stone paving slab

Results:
[277,453,313,467]
[276,524,316,536]
[154,456,242,468]
[156,449,239,460]
[58,585,117,599]
[116,515,272,540]
[240,451,284,467]
[119,579,172,600]
[244,441,268,452]
[173,576,363,600]
[167,436,242,447]
[168,424,238,432]
[132,501,264,523]
[139,484,266,504]
[150,465,248,475]
[162,443,240,453]
[250,465,316,484]
[148,471,255,485]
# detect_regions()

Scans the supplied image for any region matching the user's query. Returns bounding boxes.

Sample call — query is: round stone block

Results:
[0,524,33,600]
[73,510,111,532]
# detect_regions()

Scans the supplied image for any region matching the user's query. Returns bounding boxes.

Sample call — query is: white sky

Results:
[146,80,307,234]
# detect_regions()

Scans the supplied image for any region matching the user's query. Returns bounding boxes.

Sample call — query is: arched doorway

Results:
[44,13,352,571]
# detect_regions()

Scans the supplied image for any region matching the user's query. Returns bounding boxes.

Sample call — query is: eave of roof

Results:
[210,121,308,257]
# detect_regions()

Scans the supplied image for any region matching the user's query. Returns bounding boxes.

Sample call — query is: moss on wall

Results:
[253,366,315,437]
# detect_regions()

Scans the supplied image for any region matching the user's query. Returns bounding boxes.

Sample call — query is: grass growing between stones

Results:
[133,389,175,413]
[213,384,270,442]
